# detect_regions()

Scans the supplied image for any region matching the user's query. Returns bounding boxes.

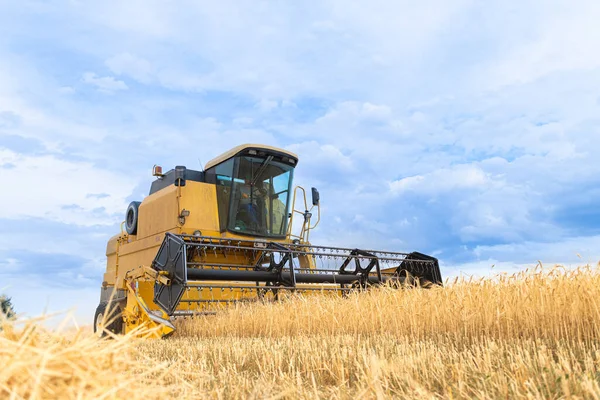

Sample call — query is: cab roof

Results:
[204,144,299,171]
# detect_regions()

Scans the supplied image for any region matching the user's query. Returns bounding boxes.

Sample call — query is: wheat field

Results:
[2,265,600,399]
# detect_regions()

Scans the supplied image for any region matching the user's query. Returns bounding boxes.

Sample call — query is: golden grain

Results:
[2,266,599,399]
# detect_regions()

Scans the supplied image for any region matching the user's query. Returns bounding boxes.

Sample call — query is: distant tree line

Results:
[1,294,15,319]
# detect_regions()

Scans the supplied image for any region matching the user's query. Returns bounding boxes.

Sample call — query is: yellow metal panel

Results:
[105,234,119,256]
[116,230,178,289]
[136,185,179,239]
[179,181,220,234]
[119,232,168,257]
[103,255,117,285]
[103,234,120,285]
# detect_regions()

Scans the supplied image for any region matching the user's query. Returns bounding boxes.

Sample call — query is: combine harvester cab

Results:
[94,144,442,338]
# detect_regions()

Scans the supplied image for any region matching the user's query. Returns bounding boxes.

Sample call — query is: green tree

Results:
[0,295,15,319]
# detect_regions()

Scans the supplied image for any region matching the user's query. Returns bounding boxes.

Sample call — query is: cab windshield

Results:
[226,156,293,237]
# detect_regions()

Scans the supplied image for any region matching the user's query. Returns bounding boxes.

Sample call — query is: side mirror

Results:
[174,165,187,187]
[311,187,320,206]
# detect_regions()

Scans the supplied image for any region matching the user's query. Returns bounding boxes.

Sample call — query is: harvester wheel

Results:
[93,302,123,338]
[125,201,141,235]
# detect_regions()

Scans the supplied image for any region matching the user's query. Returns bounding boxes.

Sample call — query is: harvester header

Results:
[95,144,442,338]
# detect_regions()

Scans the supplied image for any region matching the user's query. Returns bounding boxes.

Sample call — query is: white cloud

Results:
[58,86,75,95]
[287,141,356,189]
[313,102,397,129]
[0,65,111,149]
[0,258,21,273]
[0,149,135,226]
[82,72,128,93]
[32,0,471,99]
[472,235,600,266]
[105,53,154,84]
[389,165,489,195]
[256,99,279,112]
[481,2,600,89]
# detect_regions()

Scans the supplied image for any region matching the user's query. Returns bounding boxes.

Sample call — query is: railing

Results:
[286,186,321,243]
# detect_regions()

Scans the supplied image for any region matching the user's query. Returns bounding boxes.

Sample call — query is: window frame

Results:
[226,155,294,239]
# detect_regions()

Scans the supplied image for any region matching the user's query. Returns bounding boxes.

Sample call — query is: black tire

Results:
[125,201,141,235]
[93,302,123,338]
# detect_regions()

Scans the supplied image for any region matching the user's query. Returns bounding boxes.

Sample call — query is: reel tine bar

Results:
[151,233,441,316]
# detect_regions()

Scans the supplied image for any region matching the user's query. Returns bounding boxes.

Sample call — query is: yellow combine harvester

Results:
[95,144,442,338]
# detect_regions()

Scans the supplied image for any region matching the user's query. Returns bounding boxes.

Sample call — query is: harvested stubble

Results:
[2,265,600,399]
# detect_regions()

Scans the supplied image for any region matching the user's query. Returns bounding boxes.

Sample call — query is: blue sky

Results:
[1,0,600,323]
